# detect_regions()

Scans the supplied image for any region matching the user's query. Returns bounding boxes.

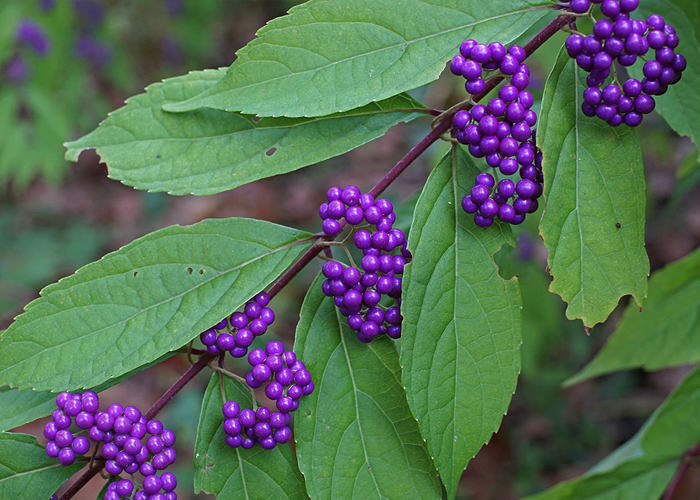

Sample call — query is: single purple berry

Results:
[473,214,493,228]
[570,0,590,14]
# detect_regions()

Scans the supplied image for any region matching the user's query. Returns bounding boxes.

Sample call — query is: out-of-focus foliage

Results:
[0,0,228,190]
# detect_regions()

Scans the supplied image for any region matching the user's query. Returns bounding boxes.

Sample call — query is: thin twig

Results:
[662,442,700,500]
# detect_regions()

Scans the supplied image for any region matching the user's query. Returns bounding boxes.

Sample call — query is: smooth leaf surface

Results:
[567,247,700,385]
[164,0,551,117]
[538,48,649,328]
[65,69,426,196]
[194,372,307,499]
[0,218,313,391]
[0,432,83,498]
[293,274,442,500]
[525,364,700,500]
[522,461,676,500]
[401,146,521,499]
[0,388,55,433]
[628,0,700,152]
[0,352,174,432]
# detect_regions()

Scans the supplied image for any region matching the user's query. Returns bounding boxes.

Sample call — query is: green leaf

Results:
[401,146,521,499]
[566,247,700,385]
[525,364,700,500]
[0,218,313,392]
[293,274,442,500]
[628,0,700,152]
[164,0,552,117]
[0,388,55,433]
[538,47,649,328]
[0,352,174,432]
[194,372,307,499]
[522,461,676,500]
[0,432,83,498]
[65,69,426,196]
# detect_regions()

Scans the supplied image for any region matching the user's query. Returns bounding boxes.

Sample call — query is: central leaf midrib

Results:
[97,106,423,148]
[0,462,65,484]
[182,5,548,105]
[0,237,309,380]
[334,306,384,498]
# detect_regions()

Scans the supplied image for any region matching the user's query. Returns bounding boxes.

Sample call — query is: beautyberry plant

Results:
[1,0,699,499]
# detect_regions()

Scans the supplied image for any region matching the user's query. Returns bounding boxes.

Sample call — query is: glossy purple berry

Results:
[570,0,590,13]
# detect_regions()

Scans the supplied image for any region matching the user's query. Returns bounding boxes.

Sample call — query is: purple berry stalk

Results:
[55,13,569,500]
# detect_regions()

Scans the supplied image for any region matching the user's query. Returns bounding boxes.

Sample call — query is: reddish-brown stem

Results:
[58,461,105,500]
[144,354,213,420]
[662,442,700,500]
[57,11,570,500]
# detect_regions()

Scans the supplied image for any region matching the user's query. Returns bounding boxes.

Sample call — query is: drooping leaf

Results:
[525,363,700,500]
[164,0,552,118]
[193,372,307,499]
[566,247,700,385]
[628,0,700,152]
[65,69,426,196]
[0,352,174,432]
[538,47,649,328]
[0,432,83,498]
[522,461,676,500]
[293,274,442,500]
[401,146,521,499]
[0,218,313,392]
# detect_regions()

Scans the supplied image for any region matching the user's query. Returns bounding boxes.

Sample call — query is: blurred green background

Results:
[1,1,699,499]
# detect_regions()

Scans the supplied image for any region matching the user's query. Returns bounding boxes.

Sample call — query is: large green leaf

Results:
[293,274,442,500]
[0,432,83,498]
[65,69,426,196]
[194,372,307,499]
[0,352,174,432]
[525,364,700,500]
[566,247,700,385]
[628,0,700,152]
[401,146,521,499]
[538,48,649,328]
[164,0,552,117]
[0,218,313,392]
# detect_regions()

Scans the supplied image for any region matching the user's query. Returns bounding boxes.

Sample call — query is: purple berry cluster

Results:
[200,292,275,359]
[319,185,398,237]
[565,1,686,127]
[44,391,178,499]
[318,186,410,342]
[450,40,529,97]
[221,341,314,450]
[448,40,543,227]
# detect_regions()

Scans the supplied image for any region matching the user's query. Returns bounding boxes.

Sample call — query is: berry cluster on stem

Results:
[564,0,686,126]
[319,185,410,342]
[45,391,178,499]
